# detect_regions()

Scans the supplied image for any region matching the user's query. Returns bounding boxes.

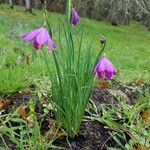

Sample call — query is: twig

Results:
[0,134,10,149]
[66,136,73,149]
[100,131,117,150]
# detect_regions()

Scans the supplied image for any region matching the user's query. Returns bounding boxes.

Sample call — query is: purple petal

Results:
[23,27,42,42]
[35,28,48,45]
[97,71,105,80]
[45,30,55,50]
[47,38,55,50]
[105,71,114,79]
[33,39,42,50]
[72,8,80,26]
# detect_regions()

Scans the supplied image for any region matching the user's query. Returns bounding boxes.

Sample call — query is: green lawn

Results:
[0,4,150,94]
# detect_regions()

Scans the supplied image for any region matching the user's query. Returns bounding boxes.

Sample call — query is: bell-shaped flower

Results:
[94,57,117,80]
[23,27,55,51]
[72,8,80,26]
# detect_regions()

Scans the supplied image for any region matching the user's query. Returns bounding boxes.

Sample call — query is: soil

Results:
[55,122,117,150]
[0,81,150,150]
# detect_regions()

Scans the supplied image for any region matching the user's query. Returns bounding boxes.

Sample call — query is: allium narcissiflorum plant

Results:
[22,0,116,138]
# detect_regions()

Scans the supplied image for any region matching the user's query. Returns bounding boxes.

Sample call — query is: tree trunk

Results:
[34,0,42,9]
[9,0,13,9]
[25,0,32,13]
[5,0,8,4]
[19,0,25,6]
[107,0,118,26]
[143,0,150,13]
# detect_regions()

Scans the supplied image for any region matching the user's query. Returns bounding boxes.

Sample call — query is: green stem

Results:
[52,52,63,95]
[43,0,47,26]
[94,41,106,66]
[43,0,52,37]
[66,0,75,72]
[66,0,72,24]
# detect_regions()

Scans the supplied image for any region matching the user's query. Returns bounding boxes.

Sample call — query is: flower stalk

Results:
[66,0,72,25]
[95,36,106,66]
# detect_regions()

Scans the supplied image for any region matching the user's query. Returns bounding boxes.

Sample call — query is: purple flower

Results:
[23,27,55,51]
[94,57,117,80]
[72,8,80,26]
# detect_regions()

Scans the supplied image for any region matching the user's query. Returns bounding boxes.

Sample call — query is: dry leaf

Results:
[0,100,13,111]
[98,80,110,89]
[140,111,150,123]
[26,117,34,128]
[136,145,149,150]
[18,106,29,119]
[137,79,145,86]
[116,112,122,119]
[46,118,65,140]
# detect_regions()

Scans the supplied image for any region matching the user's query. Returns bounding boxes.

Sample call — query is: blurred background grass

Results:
[0,4,150,94]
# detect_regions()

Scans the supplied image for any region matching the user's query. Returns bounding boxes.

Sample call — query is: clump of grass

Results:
[86,92,150,149]
[41,0,97,137]
[0,112,59,150]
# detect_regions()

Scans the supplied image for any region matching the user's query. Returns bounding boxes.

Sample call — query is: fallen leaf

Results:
[137,79,145,86]
[26,117,34,128]
[0,100,13,111]
[116,112,122,119]
[136,145,149,150]
[140,111,150,123]
[46,118,65,140]
[18,106,29,119]
[98,80,110,89]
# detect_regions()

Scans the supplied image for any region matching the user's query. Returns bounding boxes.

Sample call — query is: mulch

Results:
[0,80,150,150]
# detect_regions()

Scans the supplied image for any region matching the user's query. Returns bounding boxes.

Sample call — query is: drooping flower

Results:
[23,27,55,51]
[94,57,117,80]
[71,8,80,25]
